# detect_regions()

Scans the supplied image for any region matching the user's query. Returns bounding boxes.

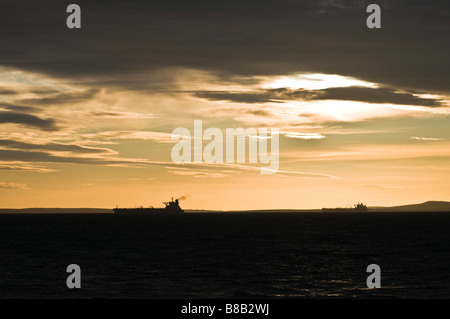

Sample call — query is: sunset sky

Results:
[0,0,449,210]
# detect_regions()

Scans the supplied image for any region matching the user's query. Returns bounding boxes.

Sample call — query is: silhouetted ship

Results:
[113,198,184,214]
[322,203,368,212]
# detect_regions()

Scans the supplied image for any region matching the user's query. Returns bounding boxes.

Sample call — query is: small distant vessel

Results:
[113,197,184,214]
[322,203,368,212]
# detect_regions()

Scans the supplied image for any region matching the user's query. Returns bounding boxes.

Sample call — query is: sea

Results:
[0,211,449,299]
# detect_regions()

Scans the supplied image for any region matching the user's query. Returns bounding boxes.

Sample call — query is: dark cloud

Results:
[194,86,443,107]
[0,111,59,131]
[91,111,124,117]
[245,109,274,117]
[304,87,443,107]
[0,0,448,94]
[0,88,18,95]
[210,107,275,118]
[194,91,282,104]
[0,103,38,112]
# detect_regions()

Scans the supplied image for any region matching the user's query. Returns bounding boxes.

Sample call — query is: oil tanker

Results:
[113,197,184,214]
[322,203,368,212]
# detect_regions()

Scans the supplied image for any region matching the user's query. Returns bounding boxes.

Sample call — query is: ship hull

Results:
[321,208,368,212]
[114,197,185,214]
[113,208,184,214]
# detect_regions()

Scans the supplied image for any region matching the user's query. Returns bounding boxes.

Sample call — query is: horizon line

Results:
[1,200,450,213]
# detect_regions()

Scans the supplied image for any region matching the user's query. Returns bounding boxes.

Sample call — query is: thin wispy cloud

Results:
[410,136,446,141]
[0,182,29,190]
[0,139,117,155]
[281,132,326,140]
[168,169,230,178]
[80,131,178,143]
[0,163,56,173]
[90,111,156,119]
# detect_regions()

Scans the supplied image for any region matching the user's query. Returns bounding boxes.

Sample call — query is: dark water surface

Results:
[0,212,448,298]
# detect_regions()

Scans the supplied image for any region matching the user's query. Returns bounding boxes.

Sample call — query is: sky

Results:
[0,0,449,210]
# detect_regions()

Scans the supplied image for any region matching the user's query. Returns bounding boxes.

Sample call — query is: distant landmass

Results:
[0,201,450,213]
[370,201,450,212]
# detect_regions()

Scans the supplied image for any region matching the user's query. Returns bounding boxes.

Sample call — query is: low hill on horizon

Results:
[370,201,450,212]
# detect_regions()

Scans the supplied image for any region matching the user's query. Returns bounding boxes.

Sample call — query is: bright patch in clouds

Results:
[264,73,378,90]
[281,132,325,140]
[283,100,412,123]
